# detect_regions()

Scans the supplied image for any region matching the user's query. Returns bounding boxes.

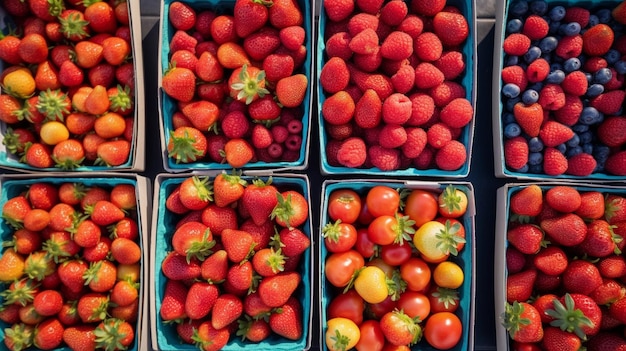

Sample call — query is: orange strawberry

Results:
[0,249,25,282]
[276,74,308,108]
[52,139,85,170]
[95,139,130,166]
[84,85,111,115]
[18,33,49,64]
[213,172,247,207]
[162,66,196,102]
[0,95,22,124]
[34,61,61,91]
[102,36,130,65]
[23,143,54,168]
[222,138,255,168]
[181,100,220,131]
[108,85,134,115]
[75,41,104,68]
[84,1,117,34]
[0,34,23,65]
[216,42,251,69]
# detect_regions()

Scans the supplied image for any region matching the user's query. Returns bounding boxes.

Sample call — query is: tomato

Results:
[354,266,389,304]
[366,186,400,217]
[328,289,365,325]
[367,258,394,278]
[428,287,460,313]
[357,200,375,226]
[323,220,358,253]
[328,189,362,224]
[423,312,463,350]
[434,217,466,254]
[325,250,365,288]
[400,257,431,292]
[404,190,438,228]
[380,241,413,266]
[355,320,385,351]
[367,295,397,319]
[379,310,421,346]
[433,261,464,289]
[354,228,377,259]
[368,215,397,246]
[396,291,431,322]
[437,185,468,218]
[413,221,450,263]
[326,317,361,351]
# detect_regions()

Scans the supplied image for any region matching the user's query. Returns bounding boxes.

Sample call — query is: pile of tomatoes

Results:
[322,183,472,351]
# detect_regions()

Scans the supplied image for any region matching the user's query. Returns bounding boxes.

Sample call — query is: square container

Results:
[319,180,476,351]
[157,0,313,173]
[494,182,626,349]
[492,0,626,180]
[0,2,146,172]
[317,0,477,177]
[0,173,151,351]
[150,172,313,351]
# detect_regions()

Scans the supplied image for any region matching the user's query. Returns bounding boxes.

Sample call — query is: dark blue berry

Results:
[505,97,521,112]
[572,124,589,133]
[593,68,612,84]
[586,83,604,97]
[502,83,521,98]
[529,164,544,173]
[504,123,522,138]
[516,164,530,173]
[585,73,593,84]
[546,69,565,84]
[605,49,620,64]
[524,46,542,63]
[529,152,543,165]
[579,131,593,144]
[596,8,612,23]
[588,15,600,27]
[564,57,581,72]
[567,134,580,147]
[522,89,539,104]
[556,143,567,154]
[561,22,581,36]
[527,82,543,92]
[539,36,558,53]
[615,60,626,75]
[504,55,520,67]
[507,19,523,33]
[579,107,603,125]
[530,0,548,15]
[510,1,529,17]
[503,112,516,124]
[594,145,611,161]
[528,137,544,152]
[549,20,561,35]
[582,143,593,154]
[549,5,566,21]
[566,146,583,157]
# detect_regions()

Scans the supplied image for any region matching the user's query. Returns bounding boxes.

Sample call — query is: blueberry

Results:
[605,49,620,64]
[593,68,612,84]
[522,89,539,104]
[579,131,593,144]
[561,22,582,36]
[615,60,626,75]
[527,82,543,91]
[524,46,542,63]
[550,62,564,71]
[502,83,521,98]
[530,0,548,15]
[586,83,604,97]
[503,112,516,124]
[582,143,593,154]
[572,124,589,133]
[596,8,612,23]
[546,69,565,84]
[594,145,611,161]
[507,19,523,33]
[516,164,530,173]
[549,20,561,35]
[594,163,605,173]
[528,137,544,152]
[579,107,603,125]
[585,73,593,84]
[549,5,566,21]
[539,36,558,53]
[567,134,580,147]
[504,55,519,67]
[509,1,529,17]
[566,146,583,157]
[564,58,581,72]
[505,97,521,112]
[529,164,544,173]
[504,123,522,138]
[556,143,567,154]
[588,15,600,27]
[529,152,543,165]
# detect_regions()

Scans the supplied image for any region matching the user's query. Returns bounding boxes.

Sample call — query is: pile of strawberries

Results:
[0,180,142,350]
[157,174,311,350]
[161,0,309,169]
[503,184,626,349]
[0,0,137,169]
[319,0,473,172]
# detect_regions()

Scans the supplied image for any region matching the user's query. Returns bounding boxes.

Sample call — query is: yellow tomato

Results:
[2,68,36,98]
[354,266,389,304]
[326,317,360,351]
[413,221,449,263]
[39,121,70,145]
[433,261,464,289]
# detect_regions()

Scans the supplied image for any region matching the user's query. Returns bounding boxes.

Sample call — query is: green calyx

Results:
[168,129,203,163]
[94,318,128,351]
[184,228,216,263]
[1,128,25,155]
[431,287,459,310]
[329,329,351,351]
[322,219,343,243]
[53,154,85,170]
[435,219,466,256]
[4,323,34,351]
[109,85,133,112]
[59,11,89,40]
[502,301,531,336]
[440,185,463,213]
[47,0,65,17]
[0,279,39,307]
[221,170,247,187]
[270,192,295,228]
[192,176,214,203]
[546,293,594,340]
[24,252,55,280]
[393,212,416,244]
[36,89,70,122]
[230,64,270,105]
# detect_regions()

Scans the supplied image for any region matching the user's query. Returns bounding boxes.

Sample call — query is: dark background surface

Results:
[138,1,504,350]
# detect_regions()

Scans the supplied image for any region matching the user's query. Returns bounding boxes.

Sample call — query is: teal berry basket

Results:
[319,180,476,351]
[150,173,313,351]
[492,0,626,181]
[0,174,150,351]
[158,0,313,173]
[317,0,477,177]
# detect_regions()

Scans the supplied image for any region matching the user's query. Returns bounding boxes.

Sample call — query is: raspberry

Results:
[538,84,566,111]
[379,124,407,149]
[284,134,302,151]
[414,32,442,62]
[522,15,549,41]
[267,142,284,158]
[251,124,273,149]
[432,11,469,46]
[414,62,445,89]
[430,81,466,108]
[368,145,400,171]
[564,7,590,28]
[501,65,528,91]
[324,0,355,22]
[526,58,550,83]
[414,146,435,169]
[538,121,574,148]
[271,125,289,144]
[362,125,381,145]
[336,137,367,168]
[503,33,531,56]
[597,116,626,147]
[566,153,597,176]
[286,119,303,134]
[402,127,427,158]
[434,51,465,80]
[407,93,435,126]
[504,136,529,170]
[379,0,408,27]
[561,71,588,96]
[347,13,379,37]
[220,110,250,139]
[605,150,626,175]
[434,140,466,171]
[590,90,626,115]
[355,0,383,14]
[380,31,414,61]
[325,32,353,61]
[410,0,445,16]
[349,28,379,55]
[390,64,415,94]
[397,15,424,39]
[353,48,382,72]
[554,94,583,126]
[320,57,350,94]
[604,68,624,90]
[375,22,393,42]
[382,93,412,124]
[325,139,342,166]
[555,35,583,59]
[439,98,473,128]
[583,57,608,73]
[354,89,382,129]
[427,122,452,149]
[543,147,568,176]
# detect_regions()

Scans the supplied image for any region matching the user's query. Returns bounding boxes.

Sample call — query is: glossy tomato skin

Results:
[357,201,375,226]
[354,228,377,258]
[323,221,358,253]
[380,241,413,266]
[400,257,431,292]
[367,295,397,320]
[423,312,463,350]
[397,291,431,322]
[355,320,385,351]
[366,186,400,217]
[428,286,460,313]
[325,250,365,288]
[328,189,362,224]
[404,190,438,228]
[367,215,397,246]
[327,289,365,325]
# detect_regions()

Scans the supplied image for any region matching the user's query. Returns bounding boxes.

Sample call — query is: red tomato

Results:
[366,186,400,217]
[404,190,438,228]
[434,217,466,254]
[396,291,431,322]
[423,312,463,350]
[358,200,375,226]
[368,295,397,319]
[323,220,358,253]
[428,286,460,313]
[368,215,398,246]
[380,241,413,266]
[327,289,365,326]
[400,257,431,292]
[325,250,365,288]
[354,228,376,258]
[355,320,385,351]
[328,189,362,224]
[367,258,395,278]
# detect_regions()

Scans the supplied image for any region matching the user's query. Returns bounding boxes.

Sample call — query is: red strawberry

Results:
[582,24,614,56]
[161,251,202,280]
[227,260,258,293]
[268,0,303,29]
[590,278,623,305]
[201,250,229,283]
[221,229,256,263]
[168,126,207,164]
[178,176,213,211]
[543,147,568,176]
[276,227,311,257]
[162,66,196,102]
[240,178,279,226]
[279,26,305,51]
[597,255,626,278]
[513,102,543,137]
[587,332,626,351]
[196,51,223,83]
[506,246,526,274]
[252,247,285,277]
[263,53,295,83]
[432,11,469,46]
[533,246,568,276]
[212,172,247,208]
[605,194,626,224]
[258,271,300,307]
[566,153,597,177]
[532,293,558,324]
[541,326,582,351]
[95,139,130,167]
[506,268,536,303]
[579,219,618,258]
[234,0,270,38]
[562,259,603,296]
[590,90,625,115]
[211,293,243,330]
[507,224,543,255]
[545,186,581,213]
[502,302,543,343]
[63,325,97,351]
[185,282,219,320]
[243,27,281,62]
[609,297,626,324]
[348,28,378,55]
[87,200,124,226]
[269,296,302,340]
[182,100,220,131]
[597,116,626,147]
[160,280,188,322]
[276,74,308,108]
[249,95,281,121]
[193,321,230,351]
[549,293,601,338]
[541,213,587,247]
[510,184,543,218]
[228,65,269,104]
[172,221,215,262]
[237,317,272,342]
[169,1,197,31]
[606,151,626,176]
[539,121,574,148]
[33,318,64,350]
[504,136,529,171]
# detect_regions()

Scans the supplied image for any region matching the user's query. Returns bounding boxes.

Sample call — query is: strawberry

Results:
[87,200,125,226]
[83,260,117,293]
[228,65,270,104]
[322,91,356,126]
[348,28,378,55]
[178,176,213,211]
[274,227,310,257]
[323,0,354,22]
[168,126,208,164]
[234,0,271,38]
[541,326,582,351]
[548,293,601,338]
[33,290,63,317]
[562,259,603,296]
[161,251,202,281]
[201,205,238,236]
[320,57,350,94]
[590,90,626,115]
[33,318,64,350]
[269,296,302,340]
[59,60,85,87]
[587,332,626,351]
[169,1,197,31]
[597,116,626,148]
[249,95,281,121]
[237,317,272,342]
[221,229,256,263]
[502,301,543,343]
[513,103,543,137]
[193,321,230,351]
[263,53,295,83]
[77,293,109,323]
[57,259,88,294]
[275,74,308,108]
[185,282,219,320]
[279,26,305,51]
[213,172,247,208]
[252,247,286,277]
[196,51,223,83]
[34,61,61,91]
[2,195,31,230]
[545,186,581,213]
[538,121,574,148]
[510,184,543,218]
[582,23,614,56]
[541,213,587,247]
[268,0,303,29]
[609,297,626,324]
[59,9,90,42]
[507,224,543,255]
[240,178,279,226]
[162,66,196,102]
[29,0,64,21]
[243,27,281,62]
[94,319,135,351]
[579,219,618,258]
[182,100,220,131]
[84,1,117,34]
[606,151,626,176]
[258,271,300,307]
[590,278,623,305]
[605,194,626,224]
[506,268,536,303]
[160,280,188,322]
[201,249,229,283]
[271,190,309,229]
[566,153,597,177]
[222,138,255,168]
[533,246,568,276]
[240,219,274,251]
[4,323,35,351]
[95,139,131,167]
[63,325,97,351]
[172,221,215,262]
[348,64,394,100]
[211,293,243,330]
[598,255,626,278]
[227,260,258,293]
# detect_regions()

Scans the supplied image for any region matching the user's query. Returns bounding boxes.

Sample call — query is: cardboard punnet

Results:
[316,0,477,178]
[157,0,314,173]
[0,173,151,351]
[319,179,476,351]
[0,2,146,173]
[150,172,313,351]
